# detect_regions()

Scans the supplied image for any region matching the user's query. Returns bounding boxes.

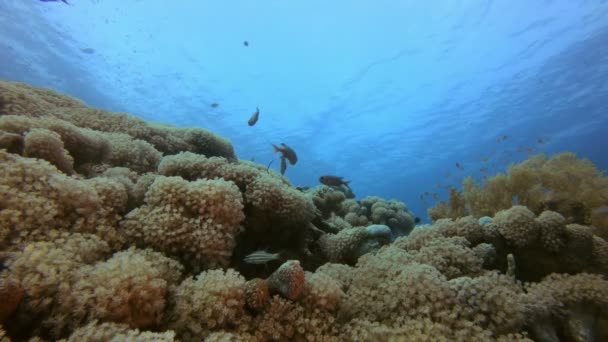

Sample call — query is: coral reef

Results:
[1,80,607,341]
[429,153,608,230]
[121,176,245,271]
[340,195,417,237]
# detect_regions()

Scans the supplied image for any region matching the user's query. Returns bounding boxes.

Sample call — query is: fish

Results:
[243,41,249,47]
[39,0,69,4]
[455,162,464,171]
[80,48,95,54]
[248,107,260,126]
[244,250,280,264]
[210,102,220,108]
[414,217,421,224]
[272,143,297,165]
[319,175,351,188]
[266,159,274,173]
[280,156,287,175]
[497,135,508,142]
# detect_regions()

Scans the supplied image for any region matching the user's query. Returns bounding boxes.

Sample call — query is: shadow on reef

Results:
[1,80,608,341]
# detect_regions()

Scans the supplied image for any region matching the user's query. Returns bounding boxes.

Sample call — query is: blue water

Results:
[1,0,607,221]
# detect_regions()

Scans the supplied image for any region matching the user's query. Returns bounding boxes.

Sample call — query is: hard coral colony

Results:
[0,80,607,341]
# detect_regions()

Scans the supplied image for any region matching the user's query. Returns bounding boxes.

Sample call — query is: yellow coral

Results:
[429,153,608,223]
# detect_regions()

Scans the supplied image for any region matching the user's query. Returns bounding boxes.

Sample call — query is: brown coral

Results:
[266,260,305,301]
[3,234,111,338]
[0,150,126,249]
[0,80,237,161]
[71,247,183,329]
[24,128,75,174]
[167,269,248,341]
[0,275,24,323]
[0,130,24,154]
[121,176,245,270]
[494,206,539,247]
[65,321,177,342]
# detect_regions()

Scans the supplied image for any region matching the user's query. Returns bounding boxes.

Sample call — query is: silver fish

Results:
[244,250,280,264]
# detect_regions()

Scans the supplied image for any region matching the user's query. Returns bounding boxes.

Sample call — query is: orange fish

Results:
[248,107,260,126]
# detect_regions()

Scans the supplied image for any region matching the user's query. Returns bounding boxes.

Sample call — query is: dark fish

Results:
[272,143,297,165]
[210,102,220,108]
[39,0,69,4]
[319,175,350,188]
[455,162,464,171]
[280,156,287,175]
[80,48,95,54]
[243,41,249,47]
[414,217,421,224]
[248,107,259,126]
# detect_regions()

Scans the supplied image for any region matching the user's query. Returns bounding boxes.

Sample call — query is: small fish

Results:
[40,0,69,4]
[480,157,490,162]
[244,250,280,264]
[248,107,260,126]
[243,41,249,47]
[80,48,95,54]
[280,156,287,175]
[272,143,297,165]
[210,102,220,108]
[480,167,488,172]
[266,159,274,173]
[319,175,351,188]
[455,162,464,171]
